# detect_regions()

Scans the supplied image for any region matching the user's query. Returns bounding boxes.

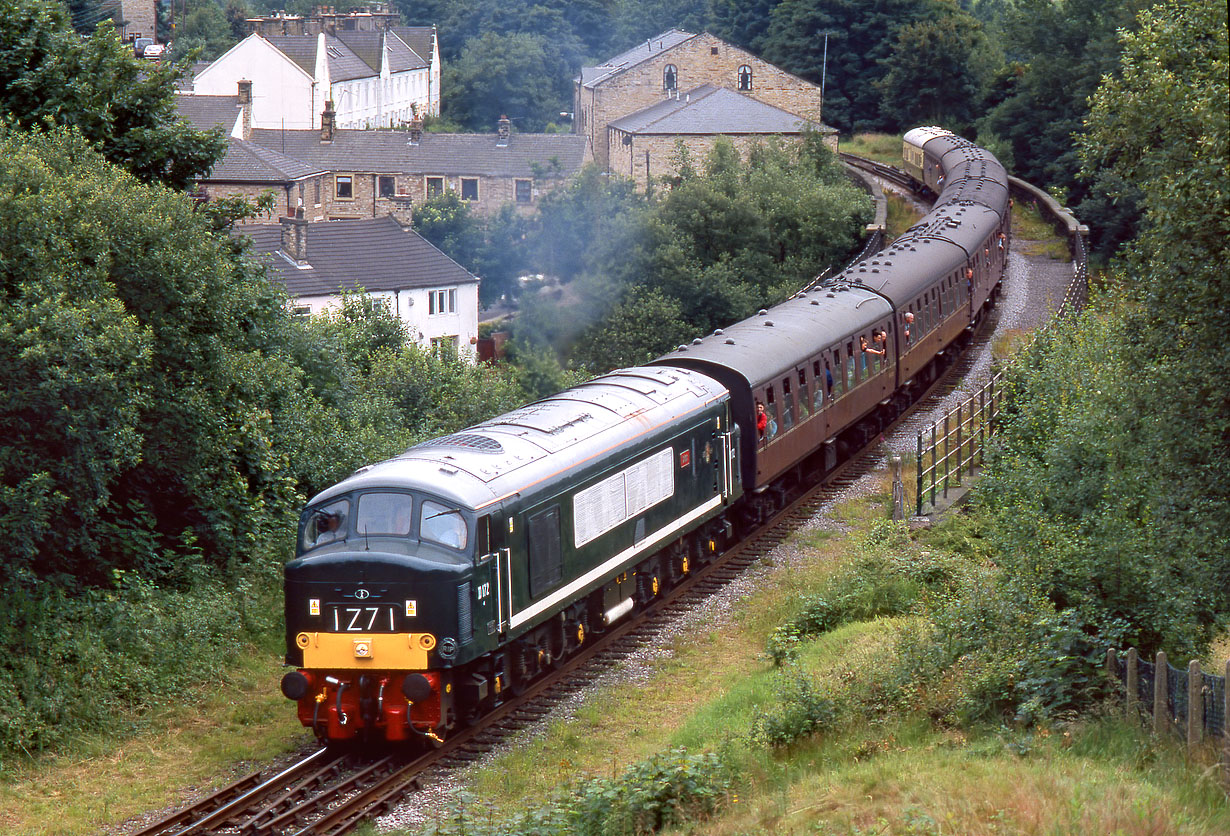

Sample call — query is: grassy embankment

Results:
[402,477,1229,835]
[4,470,1225,836]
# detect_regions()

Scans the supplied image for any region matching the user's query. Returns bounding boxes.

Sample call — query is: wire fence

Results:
[1106,649,1229,780]
[914,181,1089,515]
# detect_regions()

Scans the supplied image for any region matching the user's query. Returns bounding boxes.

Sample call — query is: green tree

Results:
[175,0,241,61]
[875,11,990,130]
[1078,0,1230,621]
[443,30,572,131]
[0,128,303,587]
[0,0,225,189]
[976,0,1145,255]
[974,0,1228,686]
[758,0,938,132]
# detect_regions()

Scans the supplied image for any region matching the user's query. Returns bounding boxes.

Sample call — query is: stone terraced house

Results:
[575,29,832,181]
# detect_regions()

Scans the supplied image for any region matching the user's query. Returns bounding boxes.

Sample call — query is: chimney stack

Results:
[320,100,336,143]
[408,103,422,145]
[237,80,252,140]
[280,205,309,265]
[497,114,510,146]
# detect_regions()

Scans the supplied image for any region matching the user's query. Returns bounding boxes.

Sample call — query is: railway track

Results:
[129,160,1003,836]
[839,151,926,195]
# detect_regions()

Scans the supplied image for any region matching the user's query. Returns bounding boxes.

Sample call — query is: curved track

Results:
[128,155,1057,836]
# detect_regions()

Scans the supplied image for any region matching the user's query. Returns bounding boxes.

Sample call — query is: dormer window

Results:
[663,64,677,91]
[738,65,753,91]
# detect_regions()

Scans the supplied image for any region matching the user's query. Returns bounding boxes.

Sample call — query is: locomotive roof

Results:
[651,284,890,388]
[306,366,728,512]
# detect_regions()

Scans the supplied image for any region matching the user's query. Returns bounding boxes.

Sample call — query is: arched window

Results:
[738,64,753,91]
[663,64,678,91]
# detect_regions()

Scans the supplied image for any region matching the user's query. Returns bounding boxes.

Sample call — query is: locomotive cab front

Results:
[283,488,483,743]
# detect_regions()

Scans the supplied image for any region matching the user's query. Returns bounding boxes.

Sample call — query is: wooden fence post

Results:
[1188,660,1203,748]
[1154,651,1168,736]
[1126,648,1138,718]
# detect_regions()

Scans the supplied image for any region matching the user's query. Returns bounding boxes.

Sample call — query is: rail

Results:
[914,178,1090,516]
[1106,649,1229,781]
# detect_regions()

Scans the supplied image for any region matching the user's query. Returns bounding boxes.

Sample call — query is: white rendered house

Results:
[195,31,434,131]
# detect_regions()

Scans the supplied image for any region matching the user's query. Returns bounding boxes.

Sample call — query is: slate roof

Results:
[580,29,696,87]
[263,32,427,83]
[608,85,825,135]
[241,215,477,297]
[176,93,242,133]
[390,26,435,66]
[245,128,590,177]
[208,138,326,183]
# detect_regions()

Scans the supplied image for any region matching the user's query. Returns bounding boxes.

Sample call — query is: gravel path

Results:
[375,236,1078,832]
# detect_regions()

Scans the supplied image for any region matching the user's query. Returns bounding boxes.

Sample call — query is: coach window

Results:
[335,174,353,200]
[426,176,444,198]
[781,376,795,431]
[527,507,562,597]
[461,178,479,201]
[738,64,752,91]
[846,340,857,389]
[664,64,678,91]
[812,360,826,409]
[798,368,810,419]
[764,387,779,440]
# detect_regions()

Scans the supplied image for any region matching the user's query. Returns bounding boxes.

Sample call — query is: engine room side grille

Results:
[458,582,472,644]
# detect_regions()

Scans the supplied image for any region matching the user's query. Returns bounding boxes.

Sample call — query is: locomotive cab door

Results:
[475,510,515,641]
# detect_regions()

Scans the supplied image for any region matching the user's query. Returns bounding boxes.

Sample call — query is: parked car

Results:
[133,37,154,57]
[142,43,166,60]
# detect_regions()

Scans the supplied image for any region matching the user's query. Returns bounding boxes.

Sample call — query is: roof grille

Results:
[428,433,503,453]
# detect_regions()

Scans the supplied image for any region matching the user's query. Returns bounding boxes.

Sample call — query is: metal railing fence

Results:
[914,181,1089,515]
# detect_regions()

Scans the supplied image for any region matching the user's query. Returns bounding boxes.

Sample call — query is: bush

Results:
[749,665,838,747]
[419,748,733,836]
[766,522,967,666]
[0,572,279,758]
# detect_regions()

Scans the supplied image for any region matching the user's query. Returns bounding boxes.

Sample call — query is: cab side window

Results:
[421,500,468,549]
[303,498,349,551]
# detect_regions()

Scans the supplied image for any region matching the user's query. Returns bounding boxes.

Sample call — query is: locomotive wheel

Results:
[635,564,661,605]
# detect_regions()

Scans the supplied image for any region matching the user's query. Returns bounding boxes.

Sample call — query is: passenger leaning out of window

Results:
[756,401,768,439]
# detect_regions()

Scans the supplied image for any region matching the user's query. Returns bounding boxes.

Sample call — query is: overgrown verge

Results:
[418,748,733,836]
[0,569,283,760]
